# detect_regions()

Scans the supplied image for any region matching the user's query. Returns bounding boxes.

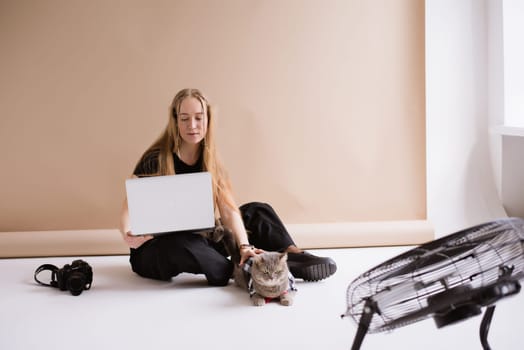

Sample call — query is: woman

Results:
[119,88,336,286]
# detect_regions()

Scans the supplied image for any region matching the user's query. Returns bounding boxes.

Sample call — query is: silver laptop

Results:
[125,172,215,235]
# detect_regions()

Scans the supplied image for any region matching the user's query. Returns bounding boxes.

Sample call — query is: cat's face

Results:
[251,252,288,286]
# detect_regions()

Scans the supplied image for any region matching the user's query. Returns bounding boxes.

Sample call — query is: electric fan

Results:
[341,217,524,350]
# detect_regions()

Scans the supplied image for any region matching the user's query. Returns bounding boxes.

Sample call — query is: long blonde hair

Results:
[135,88,237,212]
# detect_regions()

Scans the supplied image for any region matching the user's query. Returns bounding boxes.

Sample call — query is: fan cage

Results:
[344,218,524,333]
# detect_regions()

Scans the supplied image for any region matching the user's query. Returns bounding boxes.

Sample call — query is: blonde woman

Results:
[119,88,336,286]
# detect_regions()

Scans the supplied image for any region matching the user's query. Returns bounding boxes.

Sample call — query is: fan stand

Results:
[430,275,521,350]
[348,299,378,350]
[435,303,497,350]
[347,302,496,350]
[479,305,496,350]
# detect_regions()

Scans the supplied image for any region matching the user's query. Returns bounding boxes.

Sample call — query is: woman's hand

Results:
[120,194,153,249]
[239,245,264,265]
[123,231,153,249]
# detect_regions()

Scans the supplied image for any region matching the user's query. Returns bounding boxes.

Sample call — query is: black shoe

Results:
[287,252,337,282]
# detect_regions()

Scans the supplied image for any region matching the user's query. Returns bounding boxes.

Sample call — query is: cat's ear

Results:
[253,254,264,264]
[279,252,288,262]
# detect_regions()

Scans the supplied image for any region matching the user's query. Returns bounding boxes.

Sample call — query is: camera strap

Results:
[34,264,60,288]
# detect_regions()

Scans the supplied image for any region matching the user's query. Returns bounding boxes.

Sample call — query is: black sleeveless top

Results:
[133,150,203,177]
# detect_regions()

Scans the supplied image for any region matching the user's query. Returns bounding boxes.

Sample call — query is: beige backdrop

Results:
[0,0,426,232]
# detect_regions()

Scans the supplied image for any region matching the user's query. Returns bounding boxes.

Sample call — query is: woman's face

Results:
[177,97,207,146]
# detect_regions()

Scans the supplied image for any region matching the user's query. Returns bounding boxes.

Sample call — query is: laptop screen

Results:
[125,172,215,235]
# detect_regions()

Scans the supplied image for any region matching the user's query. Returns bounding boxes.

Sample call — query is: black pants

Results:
[129,202,296,286]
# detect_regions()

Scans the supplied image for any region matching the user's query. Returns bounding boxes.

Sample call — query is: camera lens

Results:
[67,272,86,296]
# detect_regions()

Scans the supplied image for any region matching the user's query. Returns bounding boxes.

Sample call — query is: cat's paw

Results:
[252,294,266,306]
[279,293,294,306]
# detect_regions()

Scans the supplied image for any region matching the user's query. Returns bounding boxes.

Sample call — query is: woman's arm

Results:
[217,196,260,264]
[119,196,131,237]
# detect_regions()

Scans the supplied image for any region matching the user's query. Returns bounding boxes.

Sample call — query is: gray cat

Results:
[210,224,297,306]
[239,251,296,306]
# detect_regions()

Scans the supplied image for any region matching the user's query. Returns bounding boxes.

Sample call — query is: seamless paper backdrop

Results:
[0,0,426,231]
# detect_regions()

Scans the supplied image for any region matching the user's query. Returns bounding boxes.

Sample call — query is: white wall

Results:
[498,0,524,218]
[503,0,524,127]
[426,0,507,237]
[486,0,504,205]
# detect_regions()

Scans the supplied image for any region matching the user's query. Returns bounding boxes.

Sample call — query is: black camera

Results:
[34,259,93,296]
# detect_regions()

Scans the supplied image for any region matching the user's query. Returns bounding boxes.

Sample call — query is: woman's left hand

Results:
[239,246,264,265]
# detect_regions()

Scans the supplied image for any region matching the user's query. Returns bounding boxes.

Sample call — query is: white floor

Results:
[1,246,523,350]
